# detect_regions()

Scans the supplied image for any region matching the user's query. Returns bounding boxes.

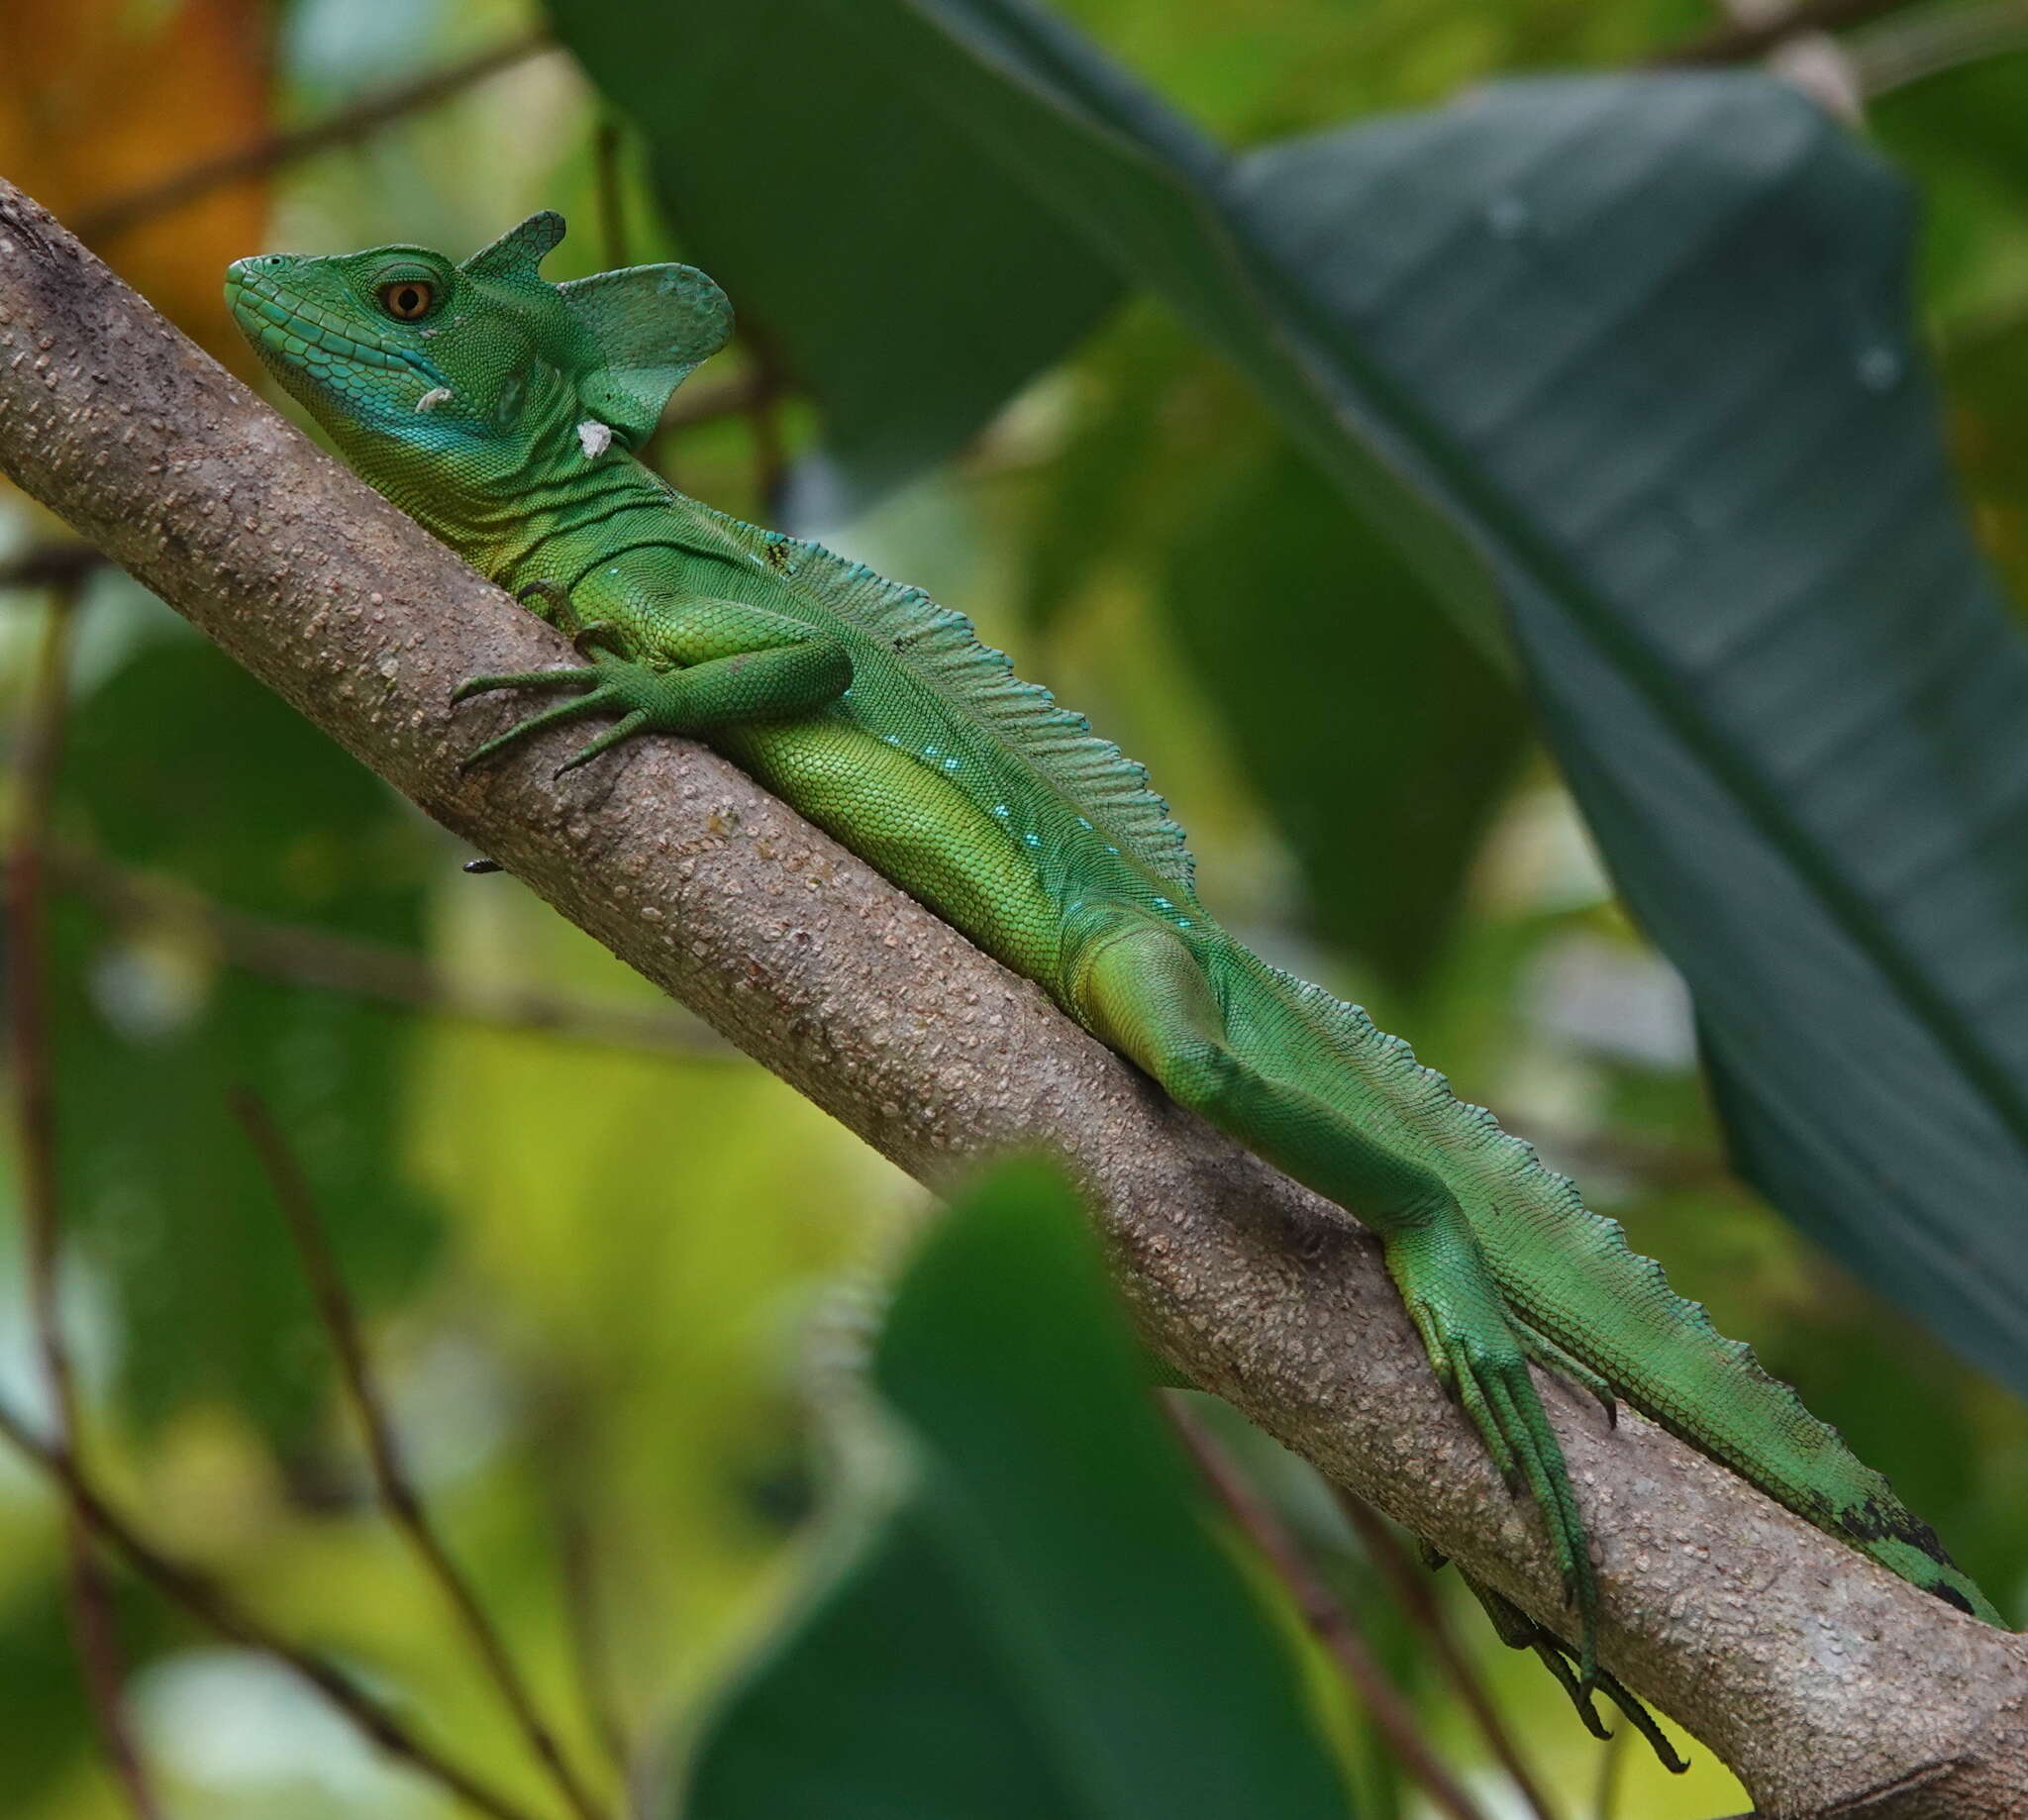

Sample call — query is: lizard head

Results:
[225,212,732,502]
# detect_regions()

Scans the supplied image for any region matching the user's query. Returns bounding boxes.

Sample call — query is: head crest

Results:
[460,211,567,281]
[456,213,734,446]
[559,262,734,447]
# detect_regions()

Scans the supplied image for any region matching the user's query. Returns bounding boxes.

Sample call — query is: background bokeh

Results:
[3,0,2027,1814]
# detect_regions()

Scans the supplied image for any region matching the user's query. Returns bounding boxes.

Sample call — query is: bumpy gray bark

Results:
[2,178,2023,1815]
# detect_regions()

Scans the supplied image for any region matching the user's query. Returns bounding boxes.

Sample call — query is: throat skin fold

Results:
[225,214,2005,1755]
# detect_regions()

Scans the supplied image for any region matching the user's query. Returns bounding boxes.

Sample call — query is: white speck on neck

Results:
[415,387,453,414]
[577,420,614,459]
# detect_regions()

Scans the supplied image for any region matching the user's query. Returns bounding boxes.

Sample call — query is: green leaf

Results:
[558,0,2028,1389]
[54,628,439,1445]
[681,1161,1355,1819]
[1165,444,1525,987]
[546,0,1124,515]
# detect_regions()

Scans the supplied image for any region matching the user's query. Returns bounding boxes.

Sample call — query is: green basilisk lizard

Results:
[227,213,2002,1762]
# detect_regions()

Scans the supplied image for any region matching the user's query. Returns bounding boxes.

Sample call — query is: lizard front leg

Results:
[454,592,851,774]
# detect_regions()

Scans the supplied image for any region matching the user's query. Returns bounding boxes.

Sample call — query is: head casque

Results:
[225,212,731,519]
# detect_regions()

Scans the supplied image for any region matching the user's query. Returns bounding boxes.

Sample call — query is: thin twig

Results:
[593,118,632,273]
[74,30,555,246]
[0,544,104,594]
[230,1091,608,1820]
[1166,1400,1491,1820]
[736,327,791,516]
[1331,1486,1559,1820]
[1657,0,1929,64]
[42,843,729,1058]
[7,588,162,1816]
[556,1501,636,1800]
[0,1393,549,1820]
[1850,0,2028,94]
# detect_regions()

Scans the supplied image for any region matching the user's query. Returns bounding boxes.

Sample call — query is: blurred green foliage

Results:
[0,1,2025,1816]
[684,1162,1354,1818]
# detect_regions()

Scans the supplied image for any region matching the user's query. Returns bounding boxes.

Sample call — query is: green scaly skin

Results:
[227,214,2003,1757]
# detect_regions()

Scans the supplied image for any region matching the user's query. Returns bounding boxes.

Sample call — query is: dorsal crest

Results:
[763,529,1196,889]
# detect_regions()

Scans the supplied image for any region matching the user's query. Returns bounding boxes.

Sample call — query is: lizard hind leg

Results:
[1071,914,1600,1682]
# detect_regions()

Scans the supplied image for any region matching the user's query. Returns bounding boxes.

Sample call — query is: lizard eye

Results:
[377,279,435,321]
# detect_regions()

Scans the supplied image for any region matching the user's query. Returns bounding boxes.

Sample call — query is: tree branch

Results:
[41,842,729,1058]
[1657,0,1930,65]
[71,31,555,249]
[1,177,2022,1817]
[231,1091,608,1820]
[0,1395,549,1820]
[1166,1401,1491,1820]
[7,585,163,1815]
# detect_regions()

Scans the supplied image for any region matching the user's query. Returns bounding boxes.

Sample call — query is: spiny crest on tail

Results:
[1268,963,1987,1589]
[780,532,1197,889]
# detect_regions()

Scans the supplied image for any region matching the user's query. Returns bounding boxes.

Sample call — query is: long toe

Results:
[452,666,600,705]
[459,686,623,769]
[556,711,651,776]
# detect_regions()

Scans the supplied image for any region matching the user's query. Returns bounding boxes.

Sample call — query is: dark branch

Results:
[0,1396,546,1820]
[44,843,728,1057]
[1657,0,1930,66]
[1331,1488,1560,1820]
[7,587,163,1816]
[231,1090,609,1820]
[1166,1400,1490,1820]
[74,31,554,247]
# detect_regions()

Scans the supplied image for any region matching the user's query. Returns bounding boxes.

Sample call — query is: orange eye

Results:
[377,279,435,321]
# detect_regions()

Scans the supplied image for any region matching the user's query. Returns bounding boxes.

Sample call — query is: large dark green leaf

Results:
[546,0,1123,515]
[1166,444,1525,987]
[1232,77,2028,1386]
[556,0,2028,1389]
[681,1162,1355,1819]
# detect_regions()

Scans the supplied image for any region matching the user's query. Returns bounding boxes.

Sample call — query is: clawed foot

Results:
[1456,1568,1687,1773]
[453,651,682,776]
[1392,1247,1600,1687]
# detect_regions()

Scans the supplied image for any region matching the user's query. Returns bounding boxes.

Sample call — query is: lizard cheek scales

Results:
[229,214,2003,1767]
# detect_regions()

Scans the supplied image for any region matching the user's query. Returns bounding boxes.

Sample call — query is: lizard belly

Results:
[715,719,1066,986]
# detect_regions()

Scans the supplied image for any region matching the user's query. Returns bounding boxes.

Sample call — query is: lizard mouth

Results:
[226,261,448,405]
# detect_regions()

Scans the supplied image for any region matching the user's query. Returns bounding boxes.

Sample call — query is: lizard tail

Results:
[1229,948,2001,1625]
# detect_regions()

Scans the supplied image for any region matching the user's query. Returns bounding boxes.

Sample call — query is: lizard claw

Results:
[451,666,599,708]
[572,621,631,660]
[456,654,687,773]
[457,675,622,769]
[555,711,651,776]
